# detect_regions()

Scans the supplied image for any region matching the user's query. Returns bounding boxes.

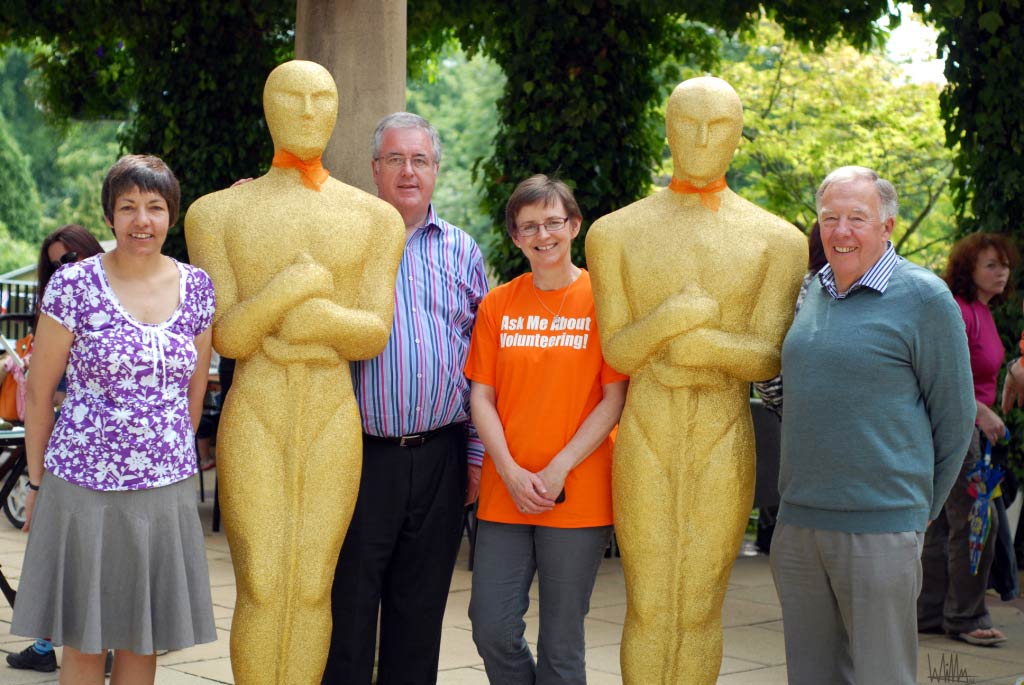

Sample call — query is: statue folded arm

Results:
[667,328,780,382]
[275,213,404,361]
[666,235,807,382]
[588,234,719,376]
[276,298,392,361]
[185,202,335,360]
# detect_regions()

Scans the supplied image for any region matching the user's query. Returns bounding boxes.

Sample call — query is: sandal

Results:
[954,628,1006,646]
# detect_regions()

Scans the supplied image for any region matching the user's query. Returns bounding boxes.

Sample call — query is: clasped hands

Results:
[497,459,568,515]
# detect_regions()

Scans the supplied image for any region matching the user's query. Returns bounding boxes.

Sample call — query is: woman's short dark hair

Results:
[943,232,1018,304]
[505,174,582,238]
[101,154,181,227]
[35,224,105,314]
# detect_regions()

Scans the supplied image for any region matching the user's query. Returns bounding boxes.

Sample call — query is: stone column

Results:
[295,0,406,194]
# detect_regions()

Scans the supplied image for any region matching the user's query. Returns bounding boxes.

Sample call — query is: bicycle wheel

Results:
[0,448,27,529]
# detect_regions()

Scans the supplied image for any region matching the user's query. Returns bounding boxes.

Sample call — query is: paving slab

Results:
[0,492,1023,684]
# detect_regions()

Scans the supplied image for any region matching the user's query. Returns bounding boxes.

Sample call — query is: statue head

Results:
[263,60,338,161]
[666,77,743,187]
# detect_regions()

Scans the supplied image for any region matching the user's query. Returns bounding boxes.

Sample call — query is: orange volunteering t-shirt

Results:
[464,270,628,528]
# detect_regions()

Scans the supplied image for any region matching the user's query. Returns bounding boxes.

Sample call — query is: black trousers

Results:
[323,424,467,685]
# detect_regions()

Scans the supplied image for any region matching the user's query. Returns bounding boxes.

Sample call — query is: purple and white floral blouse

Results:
[41,255,216,491]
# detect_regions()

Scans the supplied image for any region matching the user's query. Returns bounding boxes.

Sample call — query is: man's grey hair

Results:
[371,112,442,164]
[815,166,899,223]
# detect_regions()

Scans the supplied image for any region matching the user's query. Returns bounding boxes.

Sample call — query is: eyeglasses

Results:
[50,251,78,270]
[516,217,569,237]
[376,154,435,171]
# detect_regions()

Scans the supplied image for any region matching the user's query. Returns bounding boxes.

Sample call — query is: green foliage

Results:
[1,45,121,249]
[0,46,62,197]
[0,221,36,274]
[699,19,956,270]
[410,1,721,282]
[407,49,505,244]
[47,120,123,236]
[0,110,41,243]
[918,0,1024,237]
[1,1,295,261]
[914,1,1024,469]
[409,0,894,282]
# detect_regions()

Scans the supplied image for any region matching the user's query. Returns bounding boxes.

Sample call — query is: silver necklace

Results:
[532,268,580,326]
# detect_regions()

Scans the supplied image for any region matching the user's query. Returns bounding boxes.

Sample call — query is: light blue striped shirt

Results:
[818,241,903,299]
[350,205,489,464]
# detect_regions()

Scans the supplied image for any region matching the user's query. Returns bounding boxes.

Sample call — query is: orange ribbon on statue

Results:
[272,150,330,191]
[668,176,728,212]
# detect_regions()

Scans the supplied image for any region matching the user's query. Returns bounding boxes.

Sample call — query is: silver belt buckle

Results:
[398,433,422,447]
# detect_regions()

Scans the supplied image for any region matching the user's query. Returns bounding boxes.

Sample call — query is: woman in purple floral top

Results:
[13,155,218,683]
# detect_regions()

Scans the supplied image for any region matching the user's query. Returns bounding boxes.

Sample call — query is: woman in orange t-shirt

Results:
[465,174,628,683]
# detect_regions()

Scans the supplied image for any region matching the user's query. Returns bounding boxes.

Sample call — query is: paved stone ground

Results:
[3,473,1024,683]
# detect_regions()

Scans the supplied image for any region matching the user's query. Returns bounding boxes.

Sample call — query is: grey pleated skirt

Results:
[11,474,217,654]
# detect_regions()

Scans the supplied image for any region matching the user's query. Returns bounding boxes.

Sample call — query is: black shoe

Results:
[6,644,58,672]
[105,649,113,676]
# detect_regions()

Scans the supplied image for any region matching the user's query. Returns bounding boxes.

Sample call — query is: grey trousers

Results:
[918,429,997,634]
[770,522,924,685]
[469,520,612,685]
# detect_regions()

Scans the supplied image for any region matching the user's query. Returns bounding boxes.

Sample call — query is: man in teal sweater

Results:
[771,166,975,685]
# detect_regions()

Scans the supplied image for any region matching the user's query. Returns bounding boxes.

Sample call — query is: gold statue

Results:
[585,76,807,684]
[184,60,405,684]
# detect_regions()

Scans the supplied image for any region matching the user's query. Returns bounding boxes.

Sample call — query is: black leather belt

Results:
[364,423,457,448]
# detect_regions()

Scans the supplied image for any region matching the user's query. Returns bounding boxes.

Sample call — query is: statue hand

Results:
[666,328,717,366]
[284,258,335,300]
[277,299,326,343]
[665,285,720,332]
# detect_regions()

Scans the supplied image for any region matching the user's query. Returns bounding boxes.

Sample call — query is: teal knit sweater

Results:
[778,260,976,534]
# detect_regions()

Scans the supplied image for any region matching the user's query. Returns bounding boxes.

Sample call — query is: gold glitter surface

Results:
[585,77,807,685]
[184,60,405,685]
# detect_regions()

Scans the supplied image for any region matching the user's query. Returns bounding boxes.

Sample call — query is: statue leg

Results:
[669,406,754,684]
[218,379,291,685]
[617,387,754,685]
[615,385,680,685]
[276,378,362,684]
[220,363,361,685]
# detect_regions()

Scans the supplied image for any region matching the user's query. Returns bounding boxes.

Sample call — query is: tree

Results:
[914,0,1024,326]
[407,48,505,245]
[913,0,1024,468]
[0,46,120,244]
[409,0,894,282]
[4,0,906,277]
[915,0,1024,239]
[1,1,295,260]
[0,109,41,244]
[704,19,956,269]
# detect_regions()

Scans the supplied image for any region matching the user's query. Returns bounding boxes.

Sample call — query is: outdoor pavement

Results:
[4,474,1024,684]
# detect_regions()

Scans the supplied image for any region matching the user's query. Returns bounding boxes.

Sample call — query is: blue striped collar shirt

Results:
[350,205,489,465]
[818,241,903,300]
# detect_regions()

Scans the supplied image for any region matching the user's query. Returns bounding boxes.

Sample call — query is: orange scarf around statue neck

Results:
[272,150,330,191]
[668,176,728,212]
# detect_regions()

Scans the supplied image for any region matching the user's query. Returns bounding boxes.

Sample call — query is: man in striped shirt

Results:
[771,166,974,684]
[323,112,489,684]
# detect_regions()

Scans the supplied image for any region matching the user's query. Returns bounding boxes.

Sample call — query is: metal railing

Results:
[0,281,37,340]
